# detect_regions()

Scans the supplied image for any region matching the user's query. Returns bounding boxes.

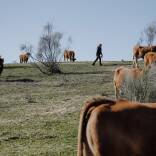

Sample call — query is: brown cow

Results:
[19,52,30,63]
[144,52,156,69]
[77,96,156,156]
[133,45,151,67]
[113,66,143,99]
[0,57,4,75]
[133,45,156,67]
[64,50,76,62]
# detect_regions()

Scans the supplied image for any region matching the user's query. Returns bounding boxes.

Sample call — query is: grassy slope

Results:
[0,61,132,156]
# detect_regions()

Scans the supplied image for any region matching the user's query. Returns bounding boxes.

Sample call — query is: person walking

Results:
[92,43,103,66]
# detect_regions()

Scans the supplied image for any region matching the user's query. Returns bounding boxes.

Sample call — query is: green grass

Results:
[0,61,132,156]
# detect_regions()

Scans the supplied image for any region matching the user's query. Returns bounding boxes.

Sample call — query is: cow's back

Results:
[78,97,156,156]
[114,66,142,89]
[88,101,156,156]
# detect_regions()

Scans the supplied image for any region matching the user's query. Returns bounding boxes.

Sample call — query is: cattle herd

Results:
[77,45,156,156]
[113,45,156,100]
[1,45,156,155]
[133,45,156,68]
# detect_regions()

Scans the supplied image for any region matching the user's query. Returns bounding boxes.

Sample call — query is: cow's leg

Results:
[132,55,138,68]
[132,55,135,67]
[20,57,23,63]
[134,57,138,68]
[114,83,119,100]
[69,56,72,62]
[149,60,153,68]
[144,60,149,70]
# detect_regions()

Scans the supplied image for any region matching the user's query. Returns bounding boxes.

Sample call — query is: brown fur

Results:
[0,57,4,75]
[133,45,150,67]
[19,53,30,63]
[144,52,156,68]
[77,96,156,156]
[133,45,156,67]
[64,50,76,62]
[113,66,143,99]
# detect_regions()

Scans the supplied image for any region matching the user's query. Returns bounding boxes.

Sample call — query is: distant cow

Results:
[133,45,156,67]
[0,57,4,75]
[64,50,76,62]
[113,66,143,99]
[19,52,30,63]
[77,96,156,156]
[144,52,156,69]
[133,45,150,67]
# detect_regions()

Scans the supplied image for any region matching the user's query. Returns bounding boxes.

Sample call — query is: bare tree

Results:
[66,36,73,50]
[143,21,156,46]
[137,32,144,46]
[32,23,63,75]
[20,43,33,54]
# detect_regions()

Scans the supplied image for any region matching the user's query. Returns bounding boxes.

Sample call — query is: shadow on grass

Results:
[0,78,38,83]
[62,71,109,75]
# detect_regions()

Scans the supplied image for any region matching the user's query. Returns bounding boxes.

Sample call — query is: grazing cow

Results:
[64,50,76,62]
[19,52,30,63]
[77,96,156,156]
[0,57,4,75]
[113,66,143,99]
[144,52,156,69]
[133,45,156,67]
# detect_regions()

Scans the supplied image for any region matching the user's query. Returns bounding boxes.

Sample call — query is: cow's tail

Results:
[132,54,135,61]
[77,96,116,156]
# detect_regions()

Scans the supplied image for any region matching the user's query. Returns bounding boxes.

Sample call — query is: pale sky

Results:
[0,0,156,63]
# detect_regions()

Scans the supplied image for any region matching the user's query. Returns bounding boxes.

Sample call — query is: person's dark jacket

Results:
[96,46,102,56]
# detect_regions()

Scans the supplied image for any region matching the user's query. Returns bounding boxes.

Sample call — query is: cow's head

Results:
[73,58,76,62]
[26,52,31,57]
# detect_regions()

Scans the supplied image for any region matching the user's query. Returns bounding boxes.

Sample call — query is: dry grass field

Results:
[0,61,132,156]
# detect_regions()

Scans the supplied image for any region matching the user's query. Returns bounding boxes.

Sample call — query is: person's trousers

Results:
[92,56,102,65]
